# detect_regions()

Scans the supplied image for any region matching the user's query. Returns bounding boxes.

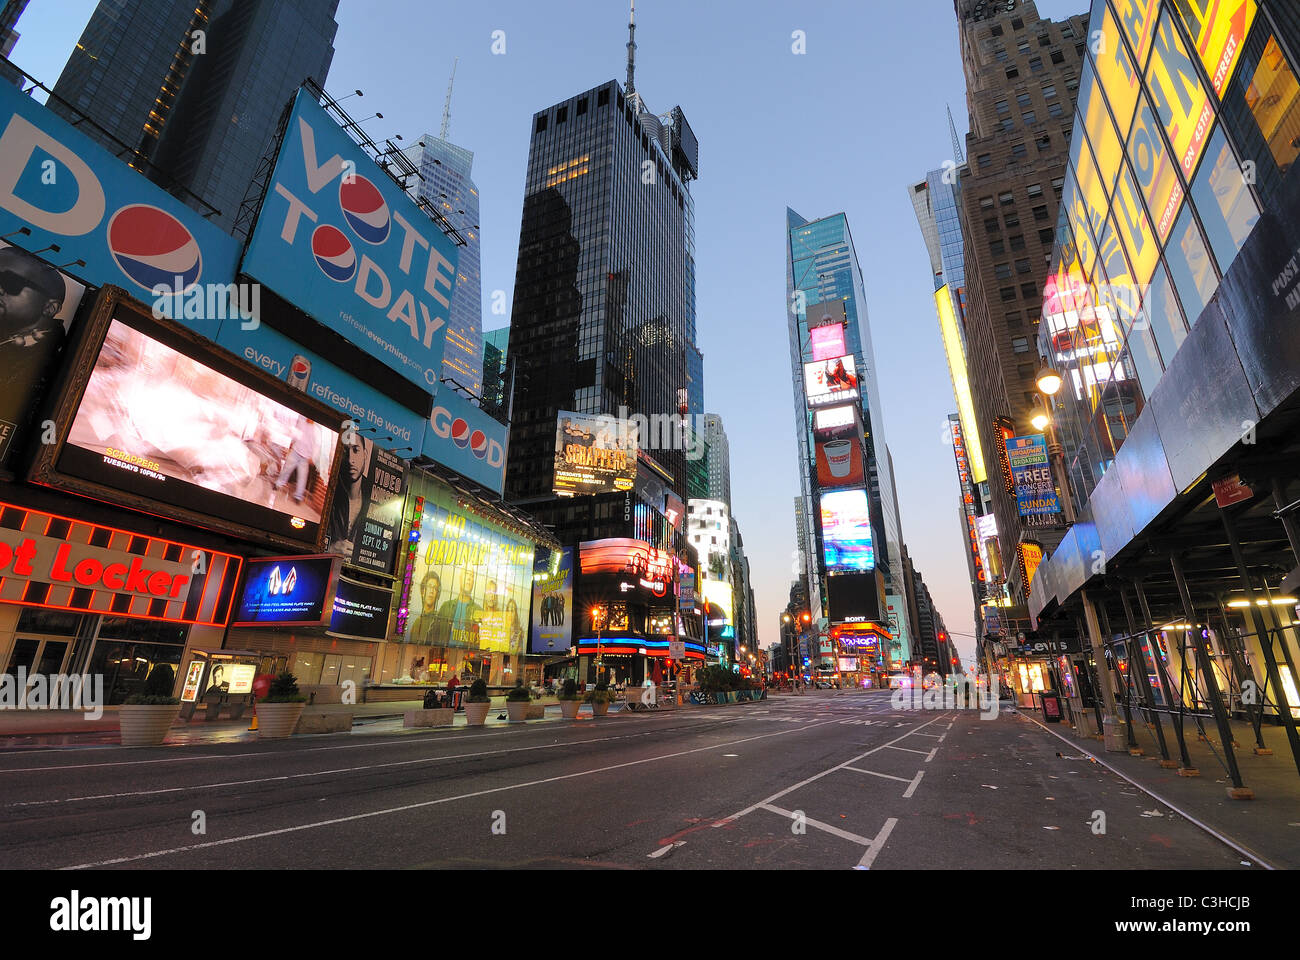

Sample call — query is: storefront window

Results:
[1219,24,1300,211]
[1190,127,1261,272]
[290,653,324,685]
[1121,322,1164,399]
[1164,207,1219,323]
[1140,263,1188,367]
[88,640,183,704]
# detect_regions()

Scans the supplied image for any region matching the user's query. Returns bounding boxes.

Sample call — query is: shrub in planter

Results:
[557,678,582,719]
[464,678,491,726]
[257,672,309,739]
[506,683,531,722]
[119,663,181,747]
[585,681,613,717]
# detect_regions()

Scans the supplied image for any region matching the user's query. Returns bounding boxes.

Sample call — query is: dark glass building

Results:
[49,0,338,231]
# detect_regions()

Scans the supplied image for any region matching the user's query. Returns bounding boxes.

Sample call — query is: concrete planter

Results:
[403,709,454,728]
[118,704,180,747]
[255,702,306,739]
[559,699,582,719]
[464,701,491,726]
[590,700,610,717]
[506,700,529,722]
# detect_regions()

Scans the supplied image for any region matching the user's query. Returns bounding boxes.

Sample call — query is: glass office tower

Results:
[415,134,483,398]
[787,209,913,667]
[50,0,338,232]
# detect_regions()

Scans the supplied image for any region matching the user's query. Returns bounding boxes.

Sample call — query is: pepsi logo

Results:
[469,430,488,459]
[338,175,390,245]
[107,205,202,292]
[311,225,356,282]
[450,418,471,449]
[291,358,310,377]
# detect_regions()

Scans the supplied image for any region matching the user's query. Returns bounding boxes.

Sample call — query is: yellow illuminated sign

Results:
[1176,0,1257,97]
[1147,8,1215,179]
[1072,136,1107,277]
[1094,6,1143,141]
[935,286,987,486]
[1112,165,1160,290]
[1127,93,1185,242]
[1113,0,1162,70]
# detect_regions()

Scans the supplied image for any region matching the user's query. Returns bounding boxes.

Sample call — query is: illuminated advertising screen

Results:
[36,292,342,549]
[530,546,574,655]
[803,355,859,407]
[816,435,865,488]
[1147,8,1214,179]
[328,576,394,641]
[233,555,340,626]
[1176,0,1257,97]
[0,243,86,469]
[827,571,881,623]
[1007,435,1060,516]
[579,538,676,600]
[326,442,406,574]
[837,657,858,673]
[813,405,857,434]
[702,577,734,625]
[820,488,875,572]
[242,90,458,392]
[552,411,638,496]
[402,477,534,653]
[807,301,848,360]
[226,664,257,696]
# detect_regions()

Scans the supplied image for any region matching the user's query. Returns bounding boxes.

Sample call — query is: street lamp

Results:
[1032,366,1076,525]
[590,605,606,682]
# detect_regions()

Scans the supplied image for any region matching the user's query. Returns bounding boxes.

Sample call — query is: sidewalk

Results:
[1017,702,1300,869]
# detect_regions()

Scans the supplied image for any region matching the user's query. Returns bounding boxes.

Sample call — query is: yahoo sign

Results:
[243,89,459,392]
[0,82,239,338]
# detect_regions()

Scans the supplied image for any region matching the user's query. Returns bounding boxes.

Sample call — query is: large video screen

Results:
[579,538,675,600]
[52,306,340,547]
[828,571,880,623]
[233,555,339,626]
[804,355,860,407]
[820,488,875,572]
[553,411,638,496]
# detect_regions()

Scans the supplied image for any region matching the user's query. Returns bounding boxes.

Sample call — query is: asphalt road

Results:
[0,691,1256,870]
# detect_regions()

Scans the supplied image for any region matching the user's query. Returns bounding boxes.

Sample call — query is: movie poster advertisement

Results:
[0,242,86,468]
[529,546,574,654]
[326,439,407,574]
[402,477,534,654]
[552,410,638,495]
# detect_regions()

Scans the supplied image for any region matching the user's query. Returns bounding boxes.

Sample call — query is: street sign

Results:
[668,640,685,660]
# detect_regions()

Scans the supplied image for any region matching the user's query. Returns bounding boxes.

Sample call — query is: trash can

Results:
[1039,689,1063,723]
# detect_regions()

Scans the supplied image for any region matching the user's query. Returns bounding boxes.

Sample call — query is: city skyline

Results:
[7,0,1089,661]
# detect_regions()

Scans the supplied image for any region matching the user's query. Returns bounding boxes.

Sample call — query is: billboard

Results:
[325,439,407,575]
[827,570,882,623]
[819,488,875,572]
[0,500,241,626]
[402,476,533,653]
[553,411,637,496]
[328,576,394,641]
[1007,435,1060,516]
[242,89,458,392]
[0,80,241,336]
[424,389,508,495]
[804,354,860,407]
[530,546,574,654]
[579,538,675,600]
[0,243,86,469]
[807,300,848,360]
[813,403,865,488]
[233,555,340,626]
[33,292,343,549]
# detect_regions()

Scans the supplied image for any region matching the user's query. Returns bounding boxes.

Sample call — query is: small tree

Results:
[264,672,306,703]
[143,663,175,698]
[467,678,490,703]
[558,678,579,701]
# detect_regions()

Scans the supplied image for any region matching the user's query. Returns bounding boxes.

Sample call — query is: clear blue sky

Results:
[10,0,1085,665]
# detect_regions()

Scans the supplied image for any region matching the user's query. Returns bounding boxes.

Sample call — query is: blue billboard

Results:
[424,389,508,495]
[1007,435,1060,517]
[232,555,340,626]
[242,89,458,392]
[0,81,241,338]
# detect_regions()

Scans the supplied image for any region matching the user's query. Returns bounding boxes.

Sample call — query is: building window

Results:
[1165,207,1219,323]
[1038,34,1051,48]
[996,262,1013,279]
[1006,66,1020,80]
[557,106,568,123]
[598,88,610,107]
[1051,176,1064,196]
[535,114,548,132]
[1011,142,1028,159]
[1017,93,1032,108]
[1048,101,1065,119]
[1052,49,1067,64]
[1032,204,1050,221]
[1219,30,1300,214]
[1015,257,1032,274]
[1019,40,1031,55]
[1022,110,1037,124]
[1042,83,1057,99]
[1036,133,1052,151]
[1038,228,1055,244]
[1005,214,1020,229]
[1012,336,1030,353]
[990,238,1006,255]
[1061,25,1075,40]
[577,98,588,115]
[991,24,1004,37]
[1006,311,1022,325]
[1029,56,1044,73]
[980,195,995,209]
[1010,234,1027,251]
[999,191,1015,206]
[1000,286,1018,302]
[1011,17,1024,30]
[985,217,1001,234]
[996,99,1011,115]
[1020,282,1037,299]
[978,153,993,169]
[1190,127,1260,272]
[1001,117,1017,132]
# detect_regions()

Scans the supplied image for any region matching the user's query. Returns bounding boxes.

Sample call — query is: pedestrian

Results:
[447,673,460,709]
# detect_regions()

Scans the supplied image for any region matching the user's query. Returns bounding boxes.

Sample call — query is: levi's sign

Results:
[243,89,459,392]
[0,531,194,602]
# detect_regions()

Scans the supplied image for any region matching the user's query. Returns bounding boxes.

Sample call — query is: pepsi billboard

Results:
[0,81,240,338]
[424,389,507,496]
[242,89,459,393]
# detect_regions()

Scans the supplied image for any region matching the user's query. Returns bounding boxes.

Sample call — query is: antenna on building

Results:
[626,0,638,99]
[948,104,965,165]
[440,57,459,139]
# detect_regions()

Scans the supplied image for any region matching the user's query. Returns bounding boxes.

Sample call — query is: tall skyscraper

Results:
[503,10,701,545]
[703,413,731,506]
[49,0,339,232]
[481,326,510,412]
[953,0,1089,610]
[413,67,483,397]
[787,209,912,672]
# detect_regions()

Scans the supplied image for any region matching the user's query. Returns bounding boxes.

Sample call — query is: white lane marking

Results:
[761,804,875,845]
[57,718,843,869]
[715,712,952,825]
[909,732,943,738]
[938,733,947,742]
[884,745,930,756]
[925,748,938,763]
[843,766,911,783]
[857,817,898,869]
[647,841,685,859]
[903,770,925,799]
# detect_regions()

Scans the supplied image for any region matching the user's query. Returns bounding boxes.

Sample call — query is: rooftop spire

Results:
[947,104,965,164]
[625,0,637,96]
[440,57,458,139]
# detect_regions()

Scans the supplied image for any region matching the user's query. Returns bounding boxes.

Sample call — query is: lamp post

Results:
[591,605,606,683]
[1033,366,1076,524]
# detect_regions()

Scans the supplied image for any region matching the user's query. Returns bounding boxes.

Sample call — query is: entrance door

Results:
[4,636,73,677]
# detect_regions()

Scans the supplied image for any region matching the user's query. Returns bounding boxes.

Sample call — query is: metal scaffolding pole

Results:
[1095,600,1140,751]
[1170,553,1246,793]
[1119,584,1170,763]
[1081,587,1127,752]
[1214,592,1267,751]
[1134,578,1193,770]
